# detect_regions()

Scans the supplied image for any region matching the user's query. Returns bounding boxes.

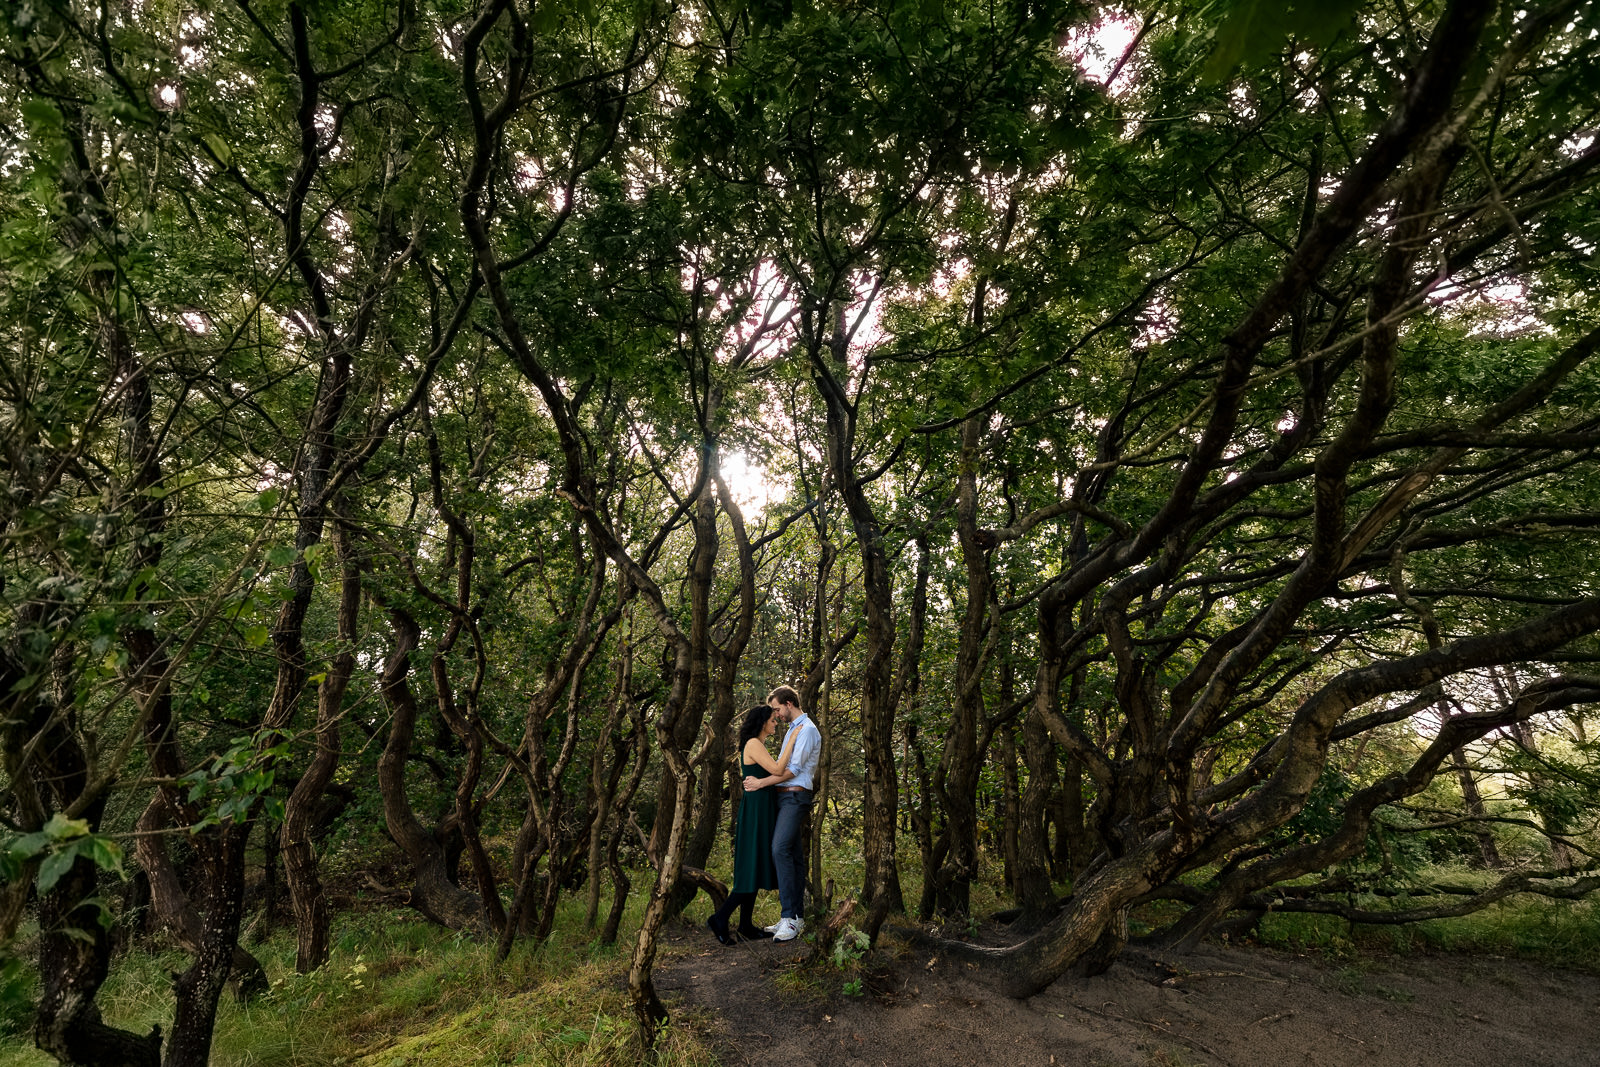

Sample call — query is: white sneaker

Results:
[773,918,800,942]
[763,921,781,933]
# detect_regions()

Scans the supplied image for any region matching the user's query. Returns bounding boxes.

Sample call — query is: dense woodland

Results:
[4,0,1600,1062]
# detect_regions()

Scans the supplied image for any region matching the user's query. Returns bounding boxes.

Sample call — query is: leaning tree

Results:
[853,0,1600,992]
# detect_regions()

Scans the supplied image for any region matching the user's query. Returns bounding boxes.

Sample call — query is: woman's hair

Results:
[737,704,773,748]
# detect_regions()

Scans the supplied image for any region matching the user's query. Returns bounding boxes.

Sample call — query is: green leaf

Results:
[244,624,271,647]
[83,896,117,929]
[36,844,79,894]
[530,1,562,34]
[42,813,89,841]
[1203,0,1362,82]
[107,99,144,125]
[202,132,233,166]
[81,836,125,877]
[19,99,62,133]
[7,831,52,859]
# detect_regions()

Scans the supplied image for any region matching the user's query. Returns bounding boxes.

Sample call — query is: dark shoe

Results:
[707,915,734,946]
[738,925,773,941]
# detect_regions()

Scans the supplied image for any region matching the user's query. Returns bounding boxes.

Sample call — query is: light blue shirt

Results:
[783,713,821,790]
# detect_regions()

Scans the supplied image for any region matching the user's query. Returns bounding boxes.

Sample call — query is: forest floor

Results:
[655,917,1600,1067]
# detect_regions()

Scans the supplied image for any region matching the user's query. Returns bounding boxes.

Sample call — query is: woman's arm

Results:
[770,726,799,773]
[742,738,795,790]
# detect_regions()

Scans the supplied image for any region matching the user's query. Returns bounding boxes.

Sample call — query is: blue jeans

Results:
[771,790,811,919]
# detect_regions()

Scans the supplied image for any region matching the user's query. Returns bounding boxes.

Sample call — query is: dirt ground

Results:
[655,919,1600,1067]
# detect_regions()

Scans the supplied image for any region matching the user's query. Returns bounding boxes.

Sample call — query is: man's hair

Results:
[766,684,801,710]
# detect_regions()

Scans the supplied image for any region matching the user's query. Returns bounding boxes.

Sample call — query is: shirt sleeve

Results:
[794,721,821,776]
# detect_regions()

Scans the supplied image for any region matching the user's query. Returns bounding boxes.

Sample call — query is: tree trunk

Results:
[280,517,359,972]
[586,634,634,928]
[630,756,693,1042]
[1013,707,1058,925]
[931,416,990,919]
[801,531,854,904]
[1056,664,1098,879]
[683,470,760,911]
[164,830,249,1067]
[19,663,161,1066]
[1449,747,1502,869]
[810,652,833,901]
[133,800,269,999]
[258,819,281,934]
[629,633,697,1044]
[375,607,491,933]
[998,722,1020,898]
[812,317,904,928]
[34,849,163,1067]
[906,721,940,921]
[649,454,719,870]
[601,698,651,945]
[1017,592,1073,919]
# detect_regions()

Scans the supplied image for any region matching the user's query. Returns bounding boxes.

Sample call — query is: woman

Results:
[707,703,797,944]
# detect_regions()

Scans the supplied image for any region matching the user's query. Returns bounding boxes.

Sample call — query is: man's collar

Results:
[791,712,812,727]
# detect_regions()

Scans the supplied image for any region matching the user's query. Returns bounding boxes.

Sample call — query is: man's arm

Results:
[744,765,794,791]
[795,720,821,778]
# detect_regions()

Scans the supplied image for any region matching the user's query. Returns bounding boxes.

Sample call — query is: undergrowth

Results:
[7,855,1598,1067]
[1252,866,1600,972]
[0,888,719,1067]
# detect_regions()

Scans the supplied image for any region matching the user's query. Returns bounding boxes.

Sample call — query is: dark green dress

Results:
[732,759,779,893]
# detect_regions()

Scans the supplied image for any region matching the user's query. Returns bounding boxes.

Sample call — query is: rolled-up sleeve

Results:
[786,719,821,789]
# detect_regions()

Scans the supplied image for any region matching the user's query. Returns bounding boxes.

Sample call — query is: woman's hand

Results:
[770,724,799,773]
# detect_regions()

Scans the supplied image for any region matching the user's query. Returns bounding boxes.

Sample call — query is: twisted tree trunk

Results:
[280,517,360,972]
[375,606,492,934]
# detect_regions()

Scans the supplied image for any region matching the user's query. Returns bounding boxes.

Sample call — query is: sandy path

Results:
[656,923,1600,1067]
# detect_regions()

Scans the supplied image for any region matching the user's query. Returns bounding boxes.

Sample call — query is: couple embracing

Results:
[707,685,819,945]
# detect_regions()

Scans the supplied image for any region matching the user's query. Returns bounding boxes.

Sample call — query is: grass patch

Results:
[1256,867,1600,973]
[1,883,719,1067]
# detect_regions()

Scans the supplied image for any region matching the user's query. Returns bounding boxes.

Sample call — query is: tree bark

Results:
[1013,706,1058,925]
[34,847,163,1067]
[375,606,492,933]
[12,634,161,1066]
[931,416,991,919]
[601,697,651,945]
[133,800,269,1000]
[164,829,249,1067]
[586,623,635,928]
[628,637,698,1044]
[650,450,717,873]
[680,467,757,912]
[280,516,360,972]
[811,315,905,929]
[1448,747,1502,869]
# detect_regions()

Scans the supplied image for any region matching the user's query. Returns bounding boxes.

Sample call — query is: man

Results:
[743,684,819,942]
